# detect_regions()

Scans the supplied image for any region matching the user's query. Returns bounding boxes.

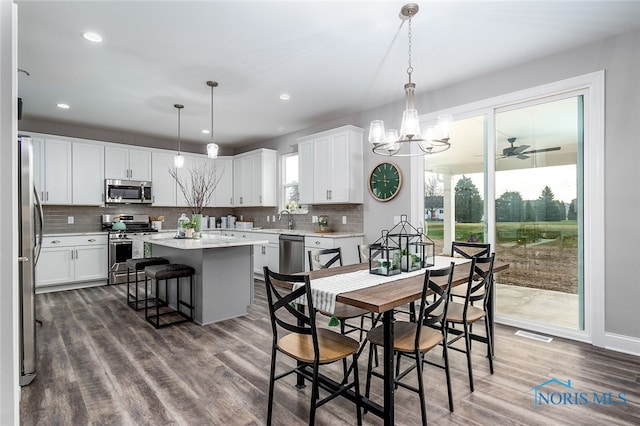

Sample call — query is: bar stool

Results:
[144,264,195,329]
[126,257,170,311]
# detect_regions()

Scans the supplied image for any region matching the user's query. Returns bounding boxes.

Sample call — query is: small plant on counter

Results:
[182,220,196,229]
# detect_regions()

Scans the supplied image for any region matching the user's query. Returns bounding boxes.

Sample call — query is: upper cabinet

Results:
[31,136,104,206]
[151,151,177,206]
[72,142,105,205]
[297,125,364,204]
[212,156,234,207]
[105,146,152,180]
[233,149,277,207]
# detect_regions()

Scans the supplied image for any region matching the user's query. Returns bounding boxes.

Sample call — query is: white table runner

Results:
[294,256,471,314]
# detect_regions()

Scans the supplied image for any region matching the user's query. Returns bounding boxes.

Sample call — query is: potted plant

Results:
[183,220,196,238]
[169,162,222,238]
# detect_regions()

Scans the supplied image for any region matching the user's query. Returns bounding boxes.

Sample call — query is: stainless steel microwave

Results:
[105,179,152,204]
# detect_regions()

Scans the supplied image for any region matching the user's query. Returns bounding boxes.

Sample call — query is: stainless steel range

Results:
[102,214,157,285]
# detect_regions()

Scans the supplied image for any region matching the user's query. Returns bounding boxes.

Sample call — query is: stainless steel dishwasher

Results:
[279,234,305,274]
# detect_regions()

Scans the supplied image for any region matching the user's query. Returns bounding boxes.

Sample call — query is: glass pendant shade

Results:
[207,143,219,158]
[174,153,184,168]
[437,114,453,140]
[400,109,421,141]
[368,120,386,144]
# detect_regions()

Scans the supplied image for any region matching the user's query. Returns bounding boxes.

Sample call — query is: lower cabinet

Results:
[304,235,363,271]
[250,233,280,277]
[36,234,108,291]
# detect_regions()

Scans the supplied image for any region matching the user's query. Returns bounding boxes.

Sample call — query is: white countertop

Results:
[137,233,268,250]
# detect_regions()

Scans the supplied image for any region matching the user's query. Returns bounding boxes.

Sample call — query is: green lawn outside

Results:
[425,220,578,248]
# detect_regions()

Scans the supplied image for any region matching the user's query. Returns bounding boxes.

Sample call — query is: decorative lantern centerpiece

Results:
[369,214,435,276]
[368,231,402,276]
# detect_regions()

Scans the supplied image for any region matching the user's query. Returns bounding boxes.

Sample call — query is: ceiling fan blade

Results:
[520,146,561,155]
[517,154,530,160]
[513,144,530,154]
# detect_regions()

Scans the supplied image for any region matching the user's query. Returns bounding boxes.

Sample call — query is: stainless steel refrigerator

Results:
[18,135,43,386]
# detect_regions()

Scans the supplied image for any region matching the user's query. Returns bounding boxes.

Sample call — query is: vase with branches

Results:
[168,161,223,236]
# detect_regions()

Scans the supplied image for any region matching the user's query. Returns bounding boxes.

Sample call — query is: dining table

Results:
[295,255,509,425]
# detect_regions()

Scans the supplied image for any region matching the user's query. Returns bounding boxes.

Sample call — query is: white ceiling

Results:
[16,1,640,151]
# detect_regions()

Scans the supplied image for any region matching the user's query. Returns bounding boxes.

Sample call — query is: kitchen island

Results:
[139,233,268,325]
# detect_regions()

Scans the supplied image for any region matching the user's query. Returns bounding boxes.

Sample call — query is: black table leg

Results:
[382,309,395,426]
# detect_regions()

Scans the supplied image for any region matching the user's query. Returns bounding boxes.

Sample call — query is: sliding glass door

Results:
[494,94,584,330]
[422,92,586,336]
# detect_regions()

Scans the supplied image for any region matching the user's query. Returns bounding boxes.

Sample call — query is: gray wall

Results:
[241,29,640,340]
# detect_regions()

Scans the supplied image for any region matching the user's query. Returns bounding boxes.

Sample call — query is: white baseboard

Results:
[604,332,640,357]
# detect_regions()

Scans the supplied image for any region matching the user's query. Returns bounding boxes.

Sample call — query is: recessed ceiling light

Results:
[202,129,210,134]
[82,32,102,43]
[279,93,290,101]
[56,103,70,109]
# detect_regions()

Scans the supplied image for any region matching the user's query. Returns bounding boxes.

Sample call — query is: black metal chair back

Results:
[415,264,455,345]
[464,253,495,313]
[451,241,491,259]
[308,247,343,271]
[357,244,382,263]
[263,267,317,348]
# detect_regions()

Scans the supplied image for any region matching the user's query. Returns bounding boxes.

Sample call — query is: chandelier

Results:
[368,3,452,157]
[173,104,185,168]
[206,80,219,158]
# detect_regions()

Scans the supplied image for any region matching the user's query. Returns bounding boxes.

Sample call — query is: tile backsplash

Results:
[43,204,363,234]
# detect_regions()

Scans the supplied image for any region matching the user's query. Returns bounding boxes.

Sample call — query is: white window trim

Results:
[280,152,307,214]
[412,71,605,346]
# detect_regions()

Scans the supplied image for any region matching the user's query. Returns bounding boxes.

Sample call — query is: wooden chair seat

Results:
[278,328,360,364]
[367,322,442,354]
[446,302,485,323]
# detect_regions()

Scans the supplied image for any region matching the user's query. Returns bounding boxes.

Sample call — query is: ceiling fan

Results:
[501,137,561,160]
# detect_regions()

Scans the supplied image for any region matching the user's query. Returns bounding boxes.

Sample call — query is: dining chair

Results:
[445,253,495,392]
[308,248,373,342]
[450,241,491,300]
[263,267,362,426]
[365,263,456,425]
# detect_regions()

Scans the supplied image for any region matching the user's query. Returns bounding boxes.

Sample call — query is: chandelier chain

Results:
[407,10,413,82]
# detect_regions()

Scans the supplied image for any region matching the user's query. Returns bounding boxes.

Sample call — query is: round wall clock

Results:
[369,162,402,202]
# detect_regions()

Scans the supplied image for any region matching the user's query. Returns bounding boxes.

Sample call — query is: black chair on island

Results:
[144,263,195,329]
[126,257,170,311]
[263,266,362,425]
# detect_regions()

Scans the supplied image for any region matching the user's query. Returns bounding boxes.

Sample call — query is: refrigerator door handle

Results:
[33,187,44,266]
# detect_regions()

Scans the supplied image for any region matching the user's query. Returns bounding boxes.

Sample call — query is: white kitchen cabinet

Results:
[212,156,234,207]
[41,138,73,204]
[304,235,363,271]
[29,136,102,205]
[175,154,201,208]
[249,232,279,277]
[105,146,152,180]
[151,151,177,206]
[36,234,108,289]
[72,142,104,205]
[297,125,364,204]
[233,149,277,207]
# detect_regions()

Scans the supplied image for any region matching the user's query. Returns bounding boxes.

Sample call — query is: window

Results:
[281,153,307,213]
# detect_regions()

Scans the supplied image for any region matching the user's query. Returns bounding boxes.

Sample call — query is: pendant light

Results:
[173,104,185,168]
[206,80,219,158]
[368,3,452,157]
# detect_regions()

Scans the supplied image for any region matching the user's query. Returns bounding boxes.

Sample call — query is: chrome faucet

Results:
[278,210,294,230]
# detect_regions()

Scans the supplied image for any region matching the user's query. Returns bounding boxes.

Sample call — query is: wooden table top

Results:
[306,260,509,314]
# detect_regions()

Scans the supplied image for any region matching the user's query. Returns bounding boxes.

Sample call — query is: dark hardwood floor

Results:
[21,282,639,425]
